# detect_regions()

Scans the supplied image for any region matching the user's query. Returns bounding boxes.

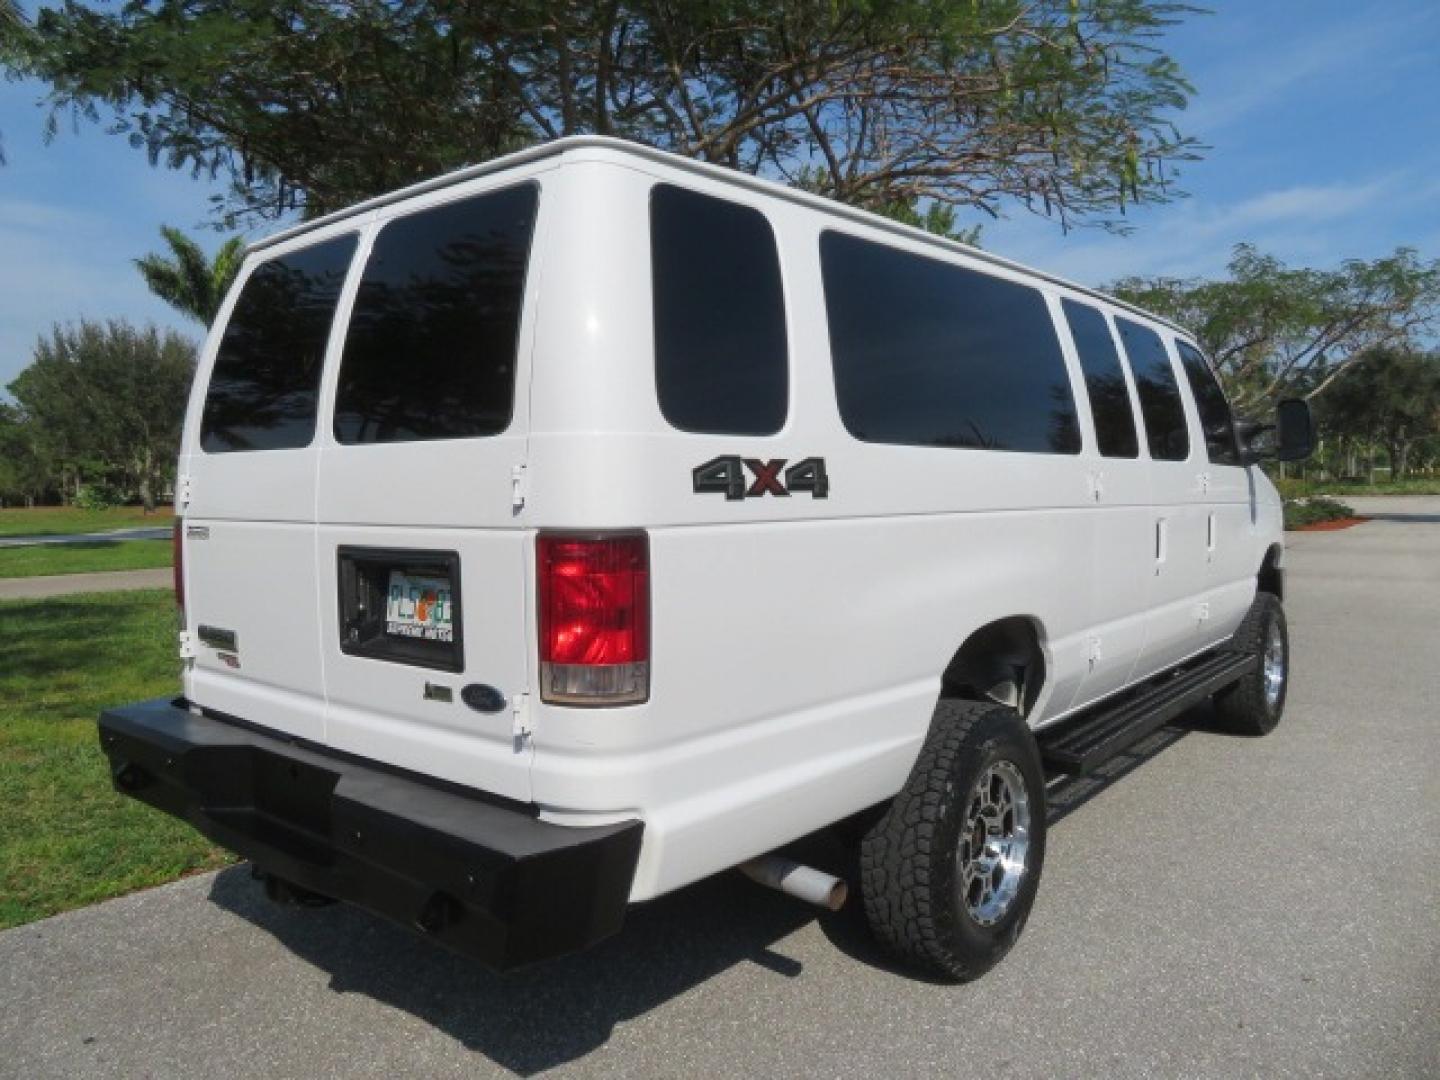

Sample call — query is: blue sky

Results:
[2,0,1438,394]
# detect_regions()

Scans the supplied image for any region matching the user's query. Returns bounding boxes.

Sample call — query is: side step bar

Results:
[1039,651,1257,776]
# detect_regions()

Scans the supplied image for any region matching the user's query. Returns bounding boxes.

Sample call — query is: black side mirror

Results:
[1275,398,1314,462]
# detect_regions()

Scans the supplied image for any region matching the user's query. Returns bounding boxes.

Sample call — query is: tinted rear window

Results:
[333,184,538,444]
[650,184,788,434]
[200,235,357,453]
[821,232,1079,454]
[1116,318,1190,461]
[1176,341,1240,466]
[1061,300,1139,459]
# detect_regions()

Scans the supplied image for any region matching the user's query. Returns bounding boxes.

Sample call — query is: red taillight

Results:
[537,533,649,705]
[172,518,185,611]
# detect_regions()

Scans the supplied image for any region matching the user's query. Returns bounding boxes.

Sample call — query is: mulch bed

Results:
[1290,516,1370,532]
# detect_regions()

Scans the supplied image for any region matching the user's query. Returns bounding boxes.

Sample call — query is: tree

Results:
[135,226,245,326]
[0,0,29,165]
[1318,348,1440,481]
[16,1,1202,231]
[1112,244,1440,410]
[7,321,196,510]
[0,403,56,507]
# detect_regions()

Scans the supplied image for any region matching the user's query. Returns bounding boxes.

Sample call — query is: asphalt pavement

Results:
[0,527,172,548]
[1,499,1437,1079]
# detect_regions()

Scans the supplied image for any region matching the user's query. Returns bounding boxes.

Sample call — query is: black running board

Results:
[1038,651,1257,776]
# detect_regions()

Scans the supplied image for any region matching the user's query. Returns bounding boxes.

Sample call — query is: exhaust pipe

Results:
[739,856,848,911]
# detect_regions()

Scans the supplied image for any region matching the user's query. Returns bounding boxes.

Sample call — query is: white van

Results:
[100,136,1314,980]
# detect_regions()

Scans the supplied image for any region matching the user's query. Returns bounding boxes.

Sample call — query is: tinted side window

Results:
[1176,341,1240,466]
[1061,300,1139,459]
[821,232,1080,454]
[334,184,538,444]
[1116,318,1190,461]
[201,235,357,453]
[651,184,788,435]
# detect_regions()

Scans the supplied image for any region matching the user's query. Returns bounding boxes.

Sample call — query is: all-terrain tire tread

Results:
[1214,591,1285,736]
[860,699,1003,981]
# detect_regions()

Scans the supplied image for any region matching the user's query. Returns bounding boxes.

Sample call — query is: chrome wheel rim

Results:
[1263,620,1286,710]
[956,760,1031,926]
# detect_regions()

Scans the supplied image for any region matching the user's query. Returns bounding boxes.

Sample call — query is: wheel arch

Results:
[1258,543,1285,600]
[939,615,1049,719]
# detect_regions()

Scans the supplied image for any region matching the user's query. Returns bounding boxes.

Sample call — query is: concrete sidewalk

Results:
[0,568,172,600]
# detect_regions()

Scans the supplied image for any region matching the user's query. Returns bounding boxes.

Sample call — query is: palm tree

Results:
[134,226,245,326]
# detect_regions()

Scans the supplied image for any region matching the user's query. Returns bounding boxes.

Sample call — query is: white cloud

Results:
[983,172,1417,287]
[1179,6,1434,135]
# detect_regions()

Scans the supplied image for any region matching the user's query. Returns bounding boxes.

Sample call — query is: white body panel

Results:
[178,137,1284,903]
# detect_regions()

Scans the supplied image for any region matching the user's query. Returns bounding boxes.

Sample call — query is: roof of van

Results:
[248,135,1189,338]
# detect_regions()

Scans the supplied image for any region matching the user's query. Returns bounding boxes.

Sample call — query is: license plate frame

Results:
[337,546,464,672]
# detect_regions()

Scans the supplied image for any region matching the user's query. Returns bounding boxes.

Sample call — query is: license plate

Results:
[385,571,454,643]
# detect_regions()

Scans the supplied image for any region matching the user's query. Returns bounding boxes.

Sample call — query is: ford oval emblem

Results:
[461,684,507,714]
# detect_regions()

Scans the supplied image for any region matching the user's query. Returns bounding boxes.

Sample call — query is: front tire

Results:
[860,699,1047,981]
[1213,592,1289,736]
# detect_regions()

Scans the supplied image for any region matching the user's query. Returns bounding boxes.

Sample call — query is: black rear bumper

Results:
[98,698,642,971]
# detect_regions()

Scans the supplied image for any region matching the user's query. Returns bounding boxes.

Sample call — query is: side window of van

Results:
[650,185,788,435]
[1061,299,1139,458]
[821,232,1080,454]
[200,234,358,453]
[1175,341,1240,466]
[1115,318,1190,461]
[333,183,539,444]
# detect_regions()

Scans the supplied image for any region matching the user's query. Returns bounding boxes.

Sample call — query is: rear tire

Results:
[1213,592,1288,736]
[860,699,1047,981]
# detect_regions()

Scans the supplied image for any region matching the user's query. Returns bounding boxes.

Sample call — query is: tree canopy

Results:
[0,0,28,164]
[1317,347,1440,481]
[16,0,1201,229]
[1111,244,1440,410]
[7,321,196,509]
[135,226,245,326]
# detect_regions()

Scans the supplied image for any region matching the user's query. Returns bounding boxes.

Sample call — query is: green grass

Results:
[0,590,232,929]
[0,539,172,580]
[1274,477,1440,498]
[0,505,173,538]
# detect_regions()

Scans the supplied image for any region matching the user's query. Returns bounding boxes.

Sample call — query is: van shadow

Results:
[205,702,1225,1074]
[207,860,824,1076]
[1353,512,1440,524]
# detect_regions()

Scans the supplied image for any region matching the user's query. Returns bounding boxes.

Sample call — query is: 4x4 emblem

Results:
[692,456,830,500]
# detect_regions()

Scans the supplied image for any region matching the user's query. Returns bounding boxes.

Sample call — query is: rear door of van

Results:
[313,179,544,803]
[180,226,362,743]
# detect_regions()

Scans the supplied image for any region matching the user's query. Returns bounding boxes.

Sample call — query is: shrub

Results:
[1283,496,1355,530]
[73,483,126,511]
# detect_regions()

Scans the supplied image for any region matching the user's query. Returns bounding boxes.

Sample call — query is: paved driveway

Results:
[2,502,1437,1079]
[0,527,171,548]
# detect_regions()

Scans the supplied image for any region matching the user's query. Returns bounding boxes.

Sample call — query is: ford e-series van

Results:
[99,136,1314,980]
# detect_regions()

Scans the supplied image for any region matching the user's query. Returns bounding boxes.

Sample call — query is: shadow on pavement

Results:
[1351,512,1440,523]
[206,701,1235,1074]
[208,861,826,1076]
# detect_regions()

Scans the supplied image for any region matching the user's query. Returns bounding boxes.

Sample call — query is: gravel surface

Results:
[2,502,1437,1079]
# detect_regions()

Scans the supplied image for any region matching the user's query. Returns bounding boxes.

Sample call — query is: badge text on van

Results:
[692,456,830,500]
